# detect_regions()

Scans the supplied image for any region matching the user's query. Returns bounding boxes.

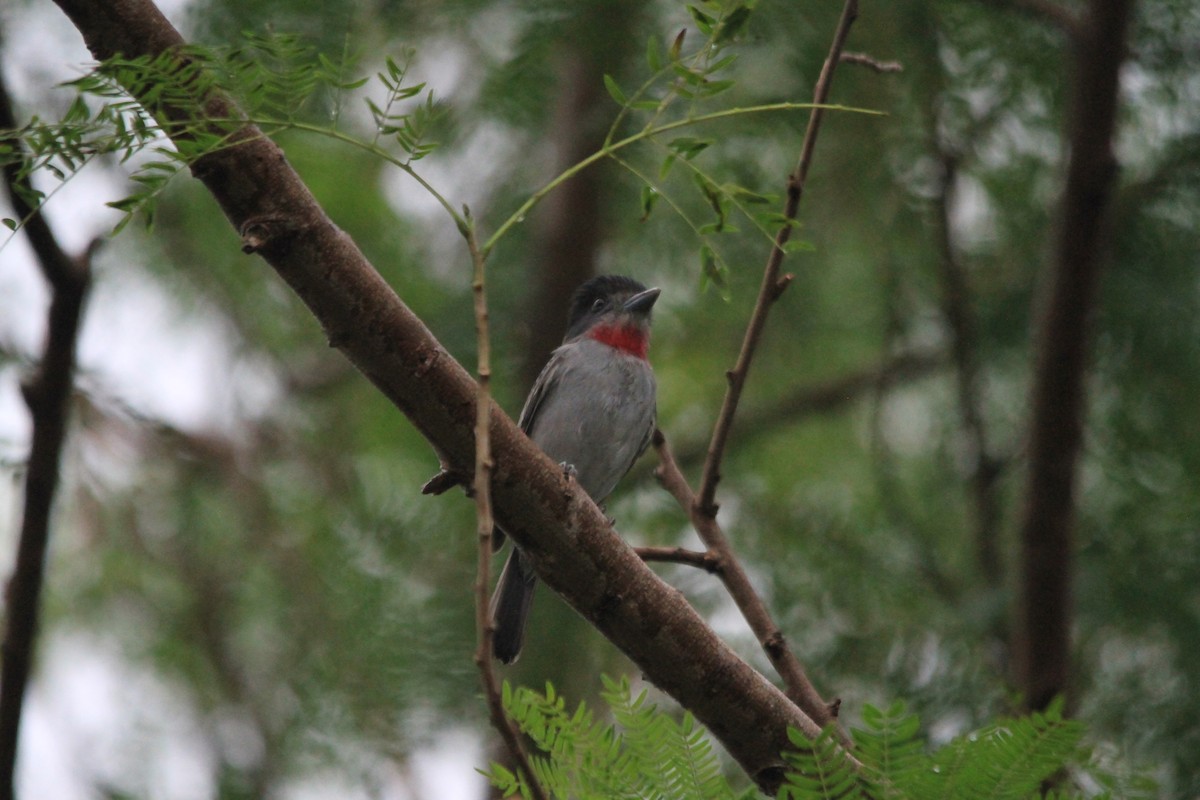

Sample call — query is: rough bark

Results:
[48,0,822,790]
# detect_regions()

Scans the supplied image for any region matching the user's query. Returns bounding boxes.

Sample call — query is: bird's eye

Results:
[591,298,606,313]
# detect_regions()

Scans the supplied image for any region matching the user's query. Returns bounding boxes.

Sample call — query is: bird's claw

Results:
[560,462,578,482]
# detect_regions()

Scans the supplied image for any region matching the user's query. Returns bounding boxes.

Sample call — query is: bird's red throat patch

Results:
[588,324,649,359]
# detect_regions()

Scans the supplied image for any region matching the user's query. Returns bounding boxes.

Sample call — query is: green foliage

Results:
[5,0,1197,795]
[487,676,755,800]
[5,3,853,286]
[490,683,1140,800]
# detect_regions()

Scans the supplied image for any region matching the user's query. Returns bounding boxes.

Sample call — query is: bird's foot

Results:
[559,462,578,482]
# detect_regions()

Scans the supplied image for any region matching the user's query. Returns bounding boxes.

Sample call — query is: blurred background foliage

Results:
[2,0,1198,797]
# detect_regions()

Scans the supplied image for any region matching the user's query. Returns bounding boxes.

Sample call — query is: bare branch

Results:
[467,224,548,800]
[0,76,92,800]
[839,51,904,73]
[655,432,847,739]
[636,546,720,573]
[696,0,860,516]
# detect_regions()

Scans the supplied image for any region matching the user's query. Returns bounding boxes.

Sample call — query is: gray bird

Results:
[491,274,660,663]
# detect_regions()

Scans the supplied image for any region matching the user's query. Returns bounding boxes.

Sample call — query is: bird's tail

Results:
[490,547,537,664]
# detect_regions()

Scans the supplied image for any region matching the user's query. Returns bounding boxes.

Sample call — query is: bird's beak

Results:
[623,287,660,315]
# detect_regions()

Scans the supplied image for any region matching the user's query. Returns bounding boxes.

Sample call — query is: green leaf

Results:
[715,5,753,44]
[646,35,663,72]
[699,244,730,300]
[725,184,776,205]
[668,136,714,160]
[640,185,659,222]
[687,5,716,35]
[602,73,627,106]
[659,152,678,180]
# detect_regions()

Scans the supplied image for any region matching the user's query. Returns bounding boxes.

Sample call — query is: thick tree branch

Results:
[47,0,822,790]
[1015,0,1134,712]
[0,77,92,800]
[696,0,858,516]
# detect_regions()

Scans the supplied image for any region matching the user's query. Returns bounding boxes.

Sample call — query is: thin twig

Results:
[654,432,845,738]
[465,220,549,800]
[635,546,721,573]
[839,52,904,73]
[696,0,860,516]
[0,77,92,800]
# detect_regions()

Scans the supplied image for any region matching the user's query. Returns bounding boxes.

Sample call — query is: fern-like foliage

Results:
[779,726,872,800]
[784,699,1092,800]
[487,676,756,800]
[489,681,1152,800]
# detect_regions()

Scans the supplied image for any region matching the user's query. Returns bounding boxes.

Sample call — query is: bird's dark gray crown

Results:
[565,275,649,340]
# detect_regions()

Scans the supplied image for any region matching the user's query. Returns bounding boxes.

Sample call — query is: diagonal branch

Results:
[46,0,824,790]
[696,0,860,517]
[659,0,863,743]
[655,432,845,738]
[0,77,93,800]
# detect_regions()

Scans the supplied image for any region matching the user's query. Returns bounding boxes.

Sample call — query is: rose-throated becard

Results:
[490,274,659,663]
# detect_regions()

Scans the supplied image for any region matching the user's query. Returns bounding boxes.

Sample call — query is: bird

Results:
[490,274,660,663]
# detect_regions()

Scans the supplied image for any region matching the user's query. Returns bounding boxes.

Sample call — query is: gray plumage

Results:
[490,275,658,663]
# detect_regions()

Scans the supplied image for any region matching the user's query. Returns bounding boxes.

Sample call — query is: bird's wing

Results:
[516,345,570,434]
[633,404,657,464]
[492,346,570,554]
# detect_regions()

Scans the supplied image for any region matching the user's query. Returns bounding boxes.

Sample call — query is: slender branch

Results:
[466,221,548,800]
[695,0,860,516]
[0,77,92,800]
[1015,0,1134,712]
[481,100,875,257]
[654,432,846,740]
[648,0,863,746]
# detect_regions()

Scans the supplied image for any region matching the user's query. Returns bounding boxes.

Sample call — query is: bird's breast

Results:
[526,341,656,501]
